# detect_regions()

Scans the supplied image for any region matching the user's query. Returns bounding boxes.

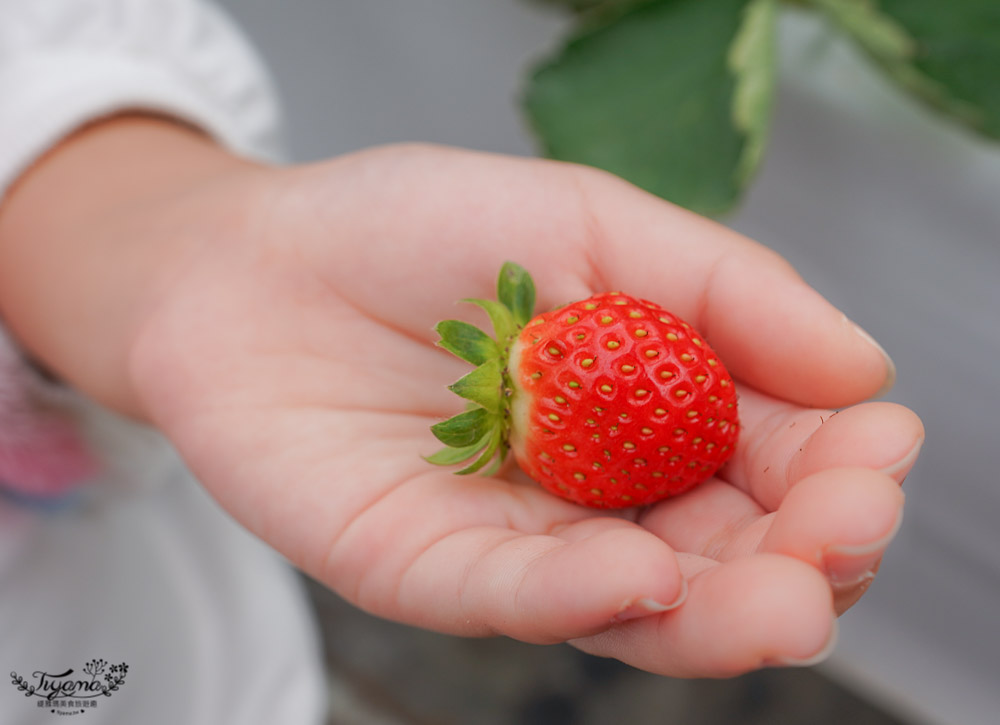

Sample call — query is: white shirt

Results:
[0,2,325,723]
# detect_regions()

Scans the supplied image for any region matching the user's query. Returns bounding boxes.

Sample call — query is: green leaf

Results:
[530,0,616,12]
[430,407,494,448]
[524,0,777,216]
[435,320,499,366]
[448,358,504,414]
[729,0,778,185]
[424,439,486,466]
[456,428,504,475]
[497,262,536,327]
[480,443,509,477]
[813,0,1000,138]
[463,298,517,346]
[425,427,496,466]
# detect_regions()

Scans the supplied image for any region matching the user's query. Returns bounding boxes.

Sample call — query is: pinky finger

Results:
[570,553,838,678]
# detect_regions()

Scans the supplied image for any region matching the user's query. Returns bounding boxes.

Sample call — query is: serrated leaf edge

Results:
[728,0,778,186]
[811,0,987,133]
[522,0,764,217]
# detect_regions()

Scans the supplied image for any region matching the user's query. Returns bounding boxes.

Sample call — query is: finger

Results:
[299,146,605,334]
[637,393,921,551]
[166,387,681,645]
[572,553,837,677]
[758,468,904,611]
[640,468,904,616]
[641,469,902,574]
[725,388,924,511]
[638,478,772,561]
[570,167,894,408]
[310,147,892,408]
[833,560,881,614]
[384,515,687,643]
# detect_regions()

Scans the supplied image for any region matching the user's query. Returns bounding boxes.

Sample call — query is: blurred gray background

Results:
[213,2,1000,724]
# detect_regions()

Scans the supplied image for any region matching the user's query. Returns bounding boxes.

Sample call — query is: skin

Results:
[0,116,924,676]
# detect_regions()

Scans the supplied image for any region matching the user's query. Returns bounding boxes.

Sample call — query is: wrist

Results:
[0,114,265,418]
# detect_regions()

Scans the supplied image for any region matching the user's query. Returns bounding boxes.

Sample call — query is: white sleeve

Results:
[0,0,285,199]
[0,10,328,724]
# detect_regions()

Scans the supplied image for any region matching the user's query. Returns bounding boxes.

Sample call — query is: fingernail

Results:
[850,319,896,398]
[614,580,688,622]
[771,619,839,667]
[824,512,904,586]
[879,437,924,483]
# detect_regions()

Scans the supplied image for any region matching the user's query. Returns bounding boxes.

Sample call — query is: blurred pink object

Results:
[0,329,96,497]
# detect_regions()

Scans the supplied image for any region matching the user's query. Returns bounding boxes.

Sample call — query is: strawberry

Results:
[428,262,739,508]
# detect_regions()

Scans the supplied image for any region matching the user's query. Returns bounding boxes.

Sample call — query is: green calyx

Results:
[427,262,537,475]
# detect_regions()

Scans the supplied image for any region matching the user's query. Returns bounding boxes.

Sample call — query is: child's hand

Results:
[0,124,923,677]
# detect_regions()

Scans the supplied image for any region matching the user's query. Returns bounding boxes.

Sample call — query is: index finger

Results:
[315,146,892,409]
[566,165,893,409]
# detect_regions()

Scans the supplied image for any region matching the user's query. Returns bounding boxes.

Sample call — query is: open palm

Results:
[130,144,923,677]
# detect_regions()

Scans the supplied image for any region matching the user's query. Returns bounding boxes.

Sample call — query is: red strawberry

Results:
[428,262,739,508]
